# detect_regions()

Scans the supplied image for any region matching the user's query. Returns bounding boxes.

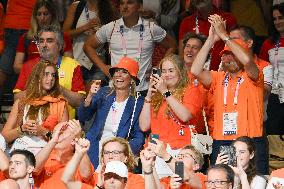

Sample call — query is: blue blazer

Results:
[78,87,145,167]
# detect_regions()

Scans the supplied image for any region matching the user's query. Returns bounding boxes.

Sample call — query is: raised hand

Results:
[140,147,156,173]
[208,14,227,39]
[170,174,182,189]
[215,152,229,165]
[51,121,69,143]
[74,138,90,155]
[68,119,82,138]
[151,74,168,95]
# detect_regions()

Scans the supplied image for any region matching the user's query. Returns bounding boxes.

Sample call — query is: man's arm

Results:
[0,149,9,172]
[61,87,84,107]
[83,35,111,77]
[61,138,90,189]
[191,26,217,88]
[34,122,67,174]
[209,14,259,81]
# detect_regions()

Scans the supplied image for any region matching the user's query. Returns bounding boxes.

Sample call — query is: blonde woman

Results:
[139,54,204,176]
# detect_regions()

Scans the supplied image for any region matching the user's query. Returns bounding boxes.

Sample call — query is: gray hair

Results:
[38,25,64,51]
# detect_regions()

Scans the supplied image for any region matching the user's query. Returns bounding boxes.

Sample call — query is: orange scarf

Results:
[28,95,67,131]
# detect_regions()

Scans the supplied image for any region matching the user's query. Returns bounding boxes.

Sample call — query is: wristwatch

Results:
[45,131,53,140]
[223,36,232,43]
[163,91,172,98]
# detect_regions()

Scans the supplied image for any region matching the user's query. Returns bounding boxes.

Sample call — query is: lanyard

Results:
[223,73,243,107]
[119,20,144,62]
[274,40,281,84]
[84,5,90,21]
[194,16,199,34]
[56,56,62,69]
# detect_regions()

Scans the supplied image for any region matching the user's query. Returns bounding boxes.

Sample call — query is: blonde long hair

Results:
[27,0,60,39]
[152,54,190,117]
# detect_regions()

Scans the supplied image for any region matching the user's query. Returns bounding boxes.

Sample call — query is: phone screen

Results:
[175,161,184,182]
[219,145,237,167]
[150,134,159,144]
[152,68,161,77]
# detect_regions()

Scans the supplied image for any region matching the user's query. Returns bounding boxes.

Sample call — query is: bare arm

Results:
[13,91,25,101]
[0,149,9,172]
[140,148,158,189]
[83,35,111,77]
[13,52,25,74]
[61,87,84,107]
[264,84,272,101]
[209,14,259,81]
[63,2,99,39]
[60,105,69,122]
[158,34,177,56]
[2,100,21,143]
[34,122,67,174]
[61,138,90,189]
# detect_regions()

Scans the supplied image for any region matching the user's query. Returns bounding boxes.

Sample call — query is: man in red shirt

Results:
[179,0,237,71]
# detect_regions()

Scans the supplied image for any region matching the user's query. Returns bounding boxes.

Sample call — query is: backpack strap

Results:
[71,0,87,29]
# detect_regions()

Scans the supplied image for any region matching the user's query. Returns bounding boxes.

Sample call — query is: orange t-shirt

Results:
[34,151,94,189]
[91,172,144,189]
[210,70,264,140]
[150,84,204,149]
[160,172,207,189]
[4,0,36,29]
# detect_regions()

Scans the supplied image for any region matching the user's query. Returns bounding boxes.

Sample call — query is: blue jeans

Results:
[210,137,269,175]
[0,28,27,75]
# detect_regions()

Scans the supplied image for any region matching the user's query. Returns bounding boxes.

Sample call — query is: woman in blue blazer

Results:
[78,57,145,167]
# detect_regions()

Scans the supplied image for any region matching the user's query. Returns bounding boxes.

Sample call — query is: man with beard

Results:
[13,26,85,118]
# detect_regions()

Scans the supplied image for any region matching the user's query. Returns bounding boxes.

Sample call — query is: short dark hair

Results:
[230,25,255,41]
[207,164,235,185]
[182,32,207,49]
[10,150,36,167]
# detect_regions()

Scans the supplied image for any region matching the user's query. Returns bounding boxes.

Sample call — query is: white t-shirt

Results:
[96,17,167,91]
[250,175,267,189]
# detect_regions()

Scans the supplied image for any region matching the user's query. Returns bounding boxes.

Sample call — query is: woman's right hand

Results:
[215,152,229,165]
[21,120,38,135]
[146,76,158,99]
[170,174,182,189]
[83,18,100,35]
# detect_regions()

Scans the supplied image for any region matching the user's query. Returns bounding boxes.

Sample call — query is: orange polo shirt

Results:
[90,172,144,189]
[160,172,207,189]
[271,168,284,178]
[150,84,204,149]
[210,70,264,140]
[34,151,94,189]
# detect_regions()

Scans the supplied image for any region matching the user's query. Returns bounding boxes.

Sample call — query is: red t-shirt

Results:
[16,32,72,61]
[4,0,36,29]
[179,7,237,71]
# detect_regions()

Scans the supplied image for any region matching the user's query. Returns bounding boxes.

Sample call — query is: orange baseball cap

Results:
[220,38,250,56]
[109,57,140,85]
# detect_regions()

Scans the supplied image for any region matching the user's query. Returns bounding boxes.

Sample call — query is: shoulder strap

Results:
[71,0,87,29]
[108,20,117,41]
[148,21,154,39]
[126,93,141,139]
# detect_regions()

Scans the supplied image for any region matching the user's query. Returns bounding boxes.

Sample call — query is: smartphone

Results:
[150,134,159,144]
[175,161,184,182]
[219,145,237,167]
[152,68,161,77]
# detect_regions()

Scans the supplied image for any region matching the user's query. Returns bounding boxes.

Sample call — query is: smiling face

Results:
[233,141,254,170]
[112,68,132,90]
[104,173,127,189]
[120,0,140,19]
[161,60,180,90]
[183,38,203,69]
[41,66,56,93]
[221,53,243,73]
[102,142,128,165]
[273,9,284,34]
[36,6,52,28]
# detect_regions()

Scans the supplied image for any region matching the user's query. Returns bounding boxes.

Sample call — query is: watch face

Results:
[163,91,172,98]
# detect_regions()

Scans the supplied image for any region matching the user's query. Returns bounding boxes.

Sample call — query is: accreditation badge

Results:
[59,71,65,79]
[223,112,238,135]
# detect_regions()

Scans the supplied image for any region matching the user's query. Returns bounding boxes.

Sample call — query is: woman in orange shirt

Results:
[139,54,203,176]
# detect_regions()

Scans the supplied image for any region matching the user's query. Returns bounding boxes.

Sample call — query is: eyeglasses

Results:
[103,150,124,157]
[176,153,197,164]
[205,180,230,187]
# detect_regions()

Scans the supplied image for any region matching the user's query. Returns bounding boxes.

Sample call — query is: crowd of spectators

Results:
[0,0,284,189]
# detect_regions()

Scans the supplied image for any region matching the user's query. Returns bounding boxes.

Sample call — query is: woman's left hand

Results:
[230,156,247,179]
[152,75,168,94]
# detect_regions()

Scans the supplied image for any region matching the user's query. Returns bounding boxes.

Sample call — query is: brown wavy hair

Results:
[152,54,189,117]
[100,137,136,170]
[232,136,257,184]
[23,60,61,120]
